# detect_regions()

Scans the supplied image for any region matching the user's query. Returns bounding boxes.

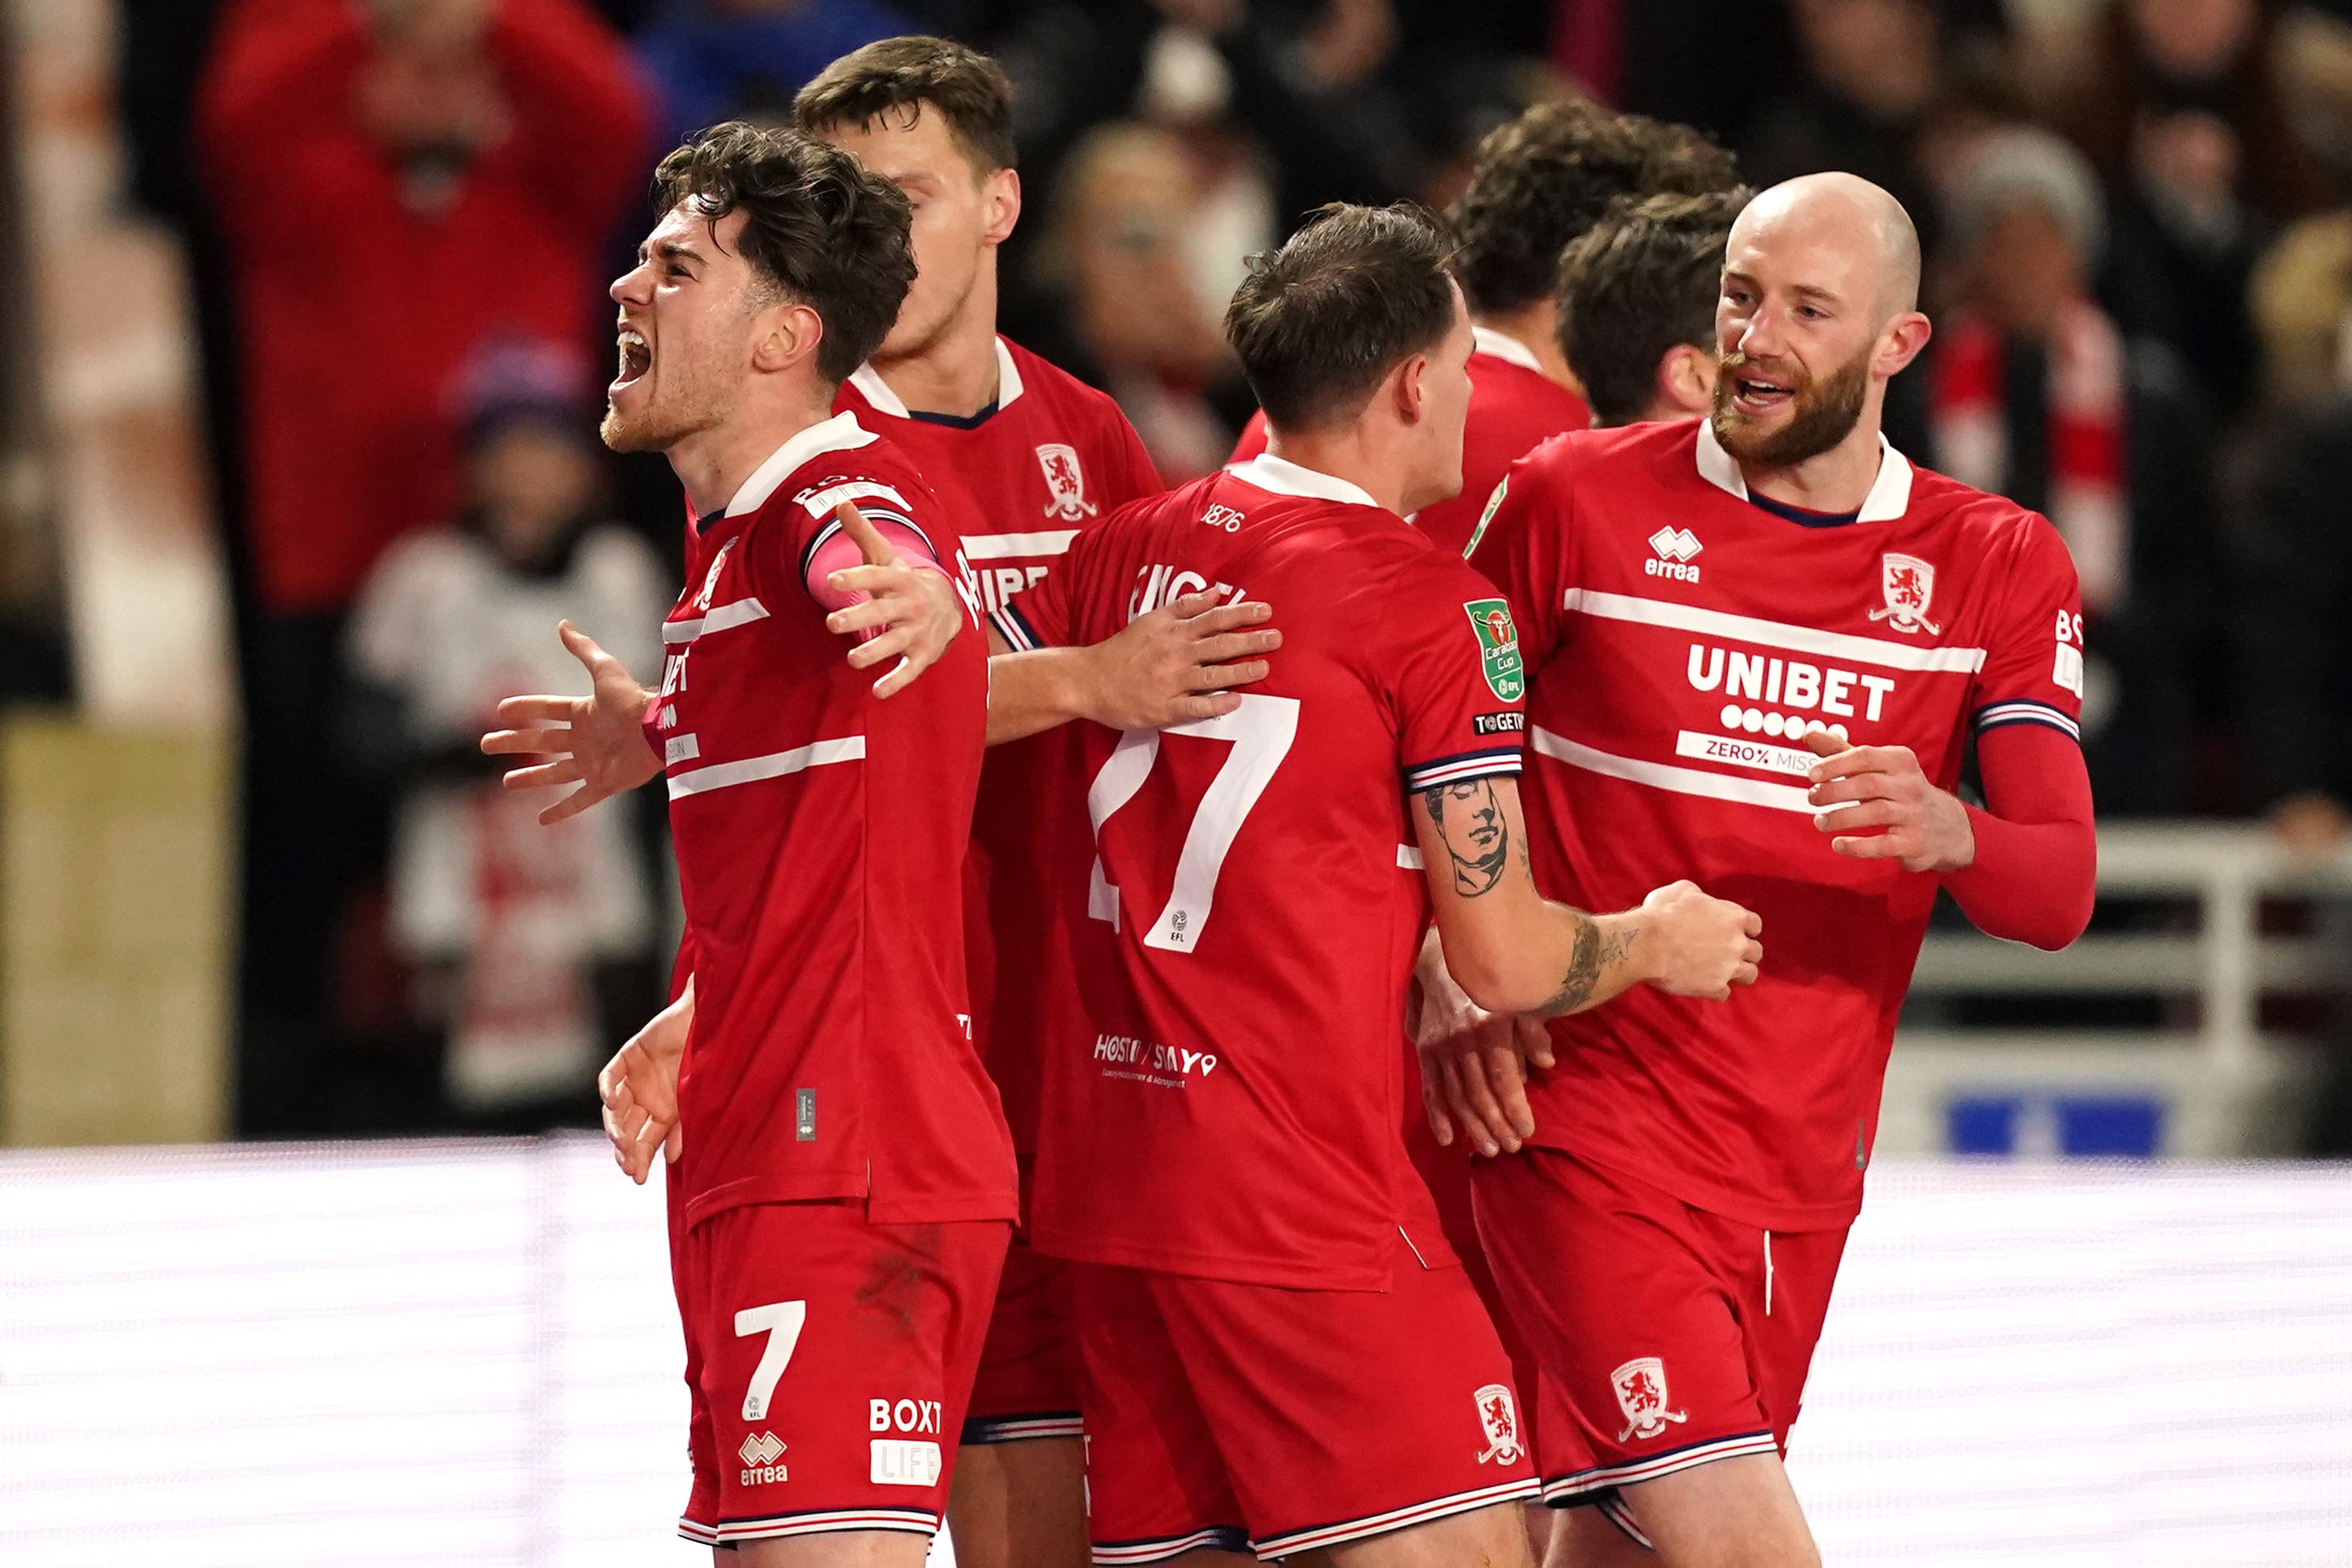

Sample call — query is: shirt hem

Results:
[1027,1230,1401,1293]
[1541,1139,1863,1233]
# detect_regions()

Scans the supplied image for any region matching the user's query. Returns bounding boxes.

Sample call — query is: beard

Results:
[1710,344,1872,468]
[600,369,730,455]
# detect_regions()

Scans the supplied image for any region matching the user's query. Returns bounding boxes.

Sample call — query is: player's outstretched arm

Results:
[481,620,663,825]
[1413,775,1762,1017]
[599,977,691,1186]
[983,591,1282,745]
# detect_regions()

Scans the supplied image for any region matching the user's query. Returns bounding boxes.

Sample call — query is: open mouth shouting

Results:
[613,324,651,396]
[1726,361,1797,418]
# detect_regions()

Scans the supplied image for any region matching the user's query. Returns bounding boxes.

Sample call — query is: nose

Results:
[1736,302,1786,361]
[611,257,650,307]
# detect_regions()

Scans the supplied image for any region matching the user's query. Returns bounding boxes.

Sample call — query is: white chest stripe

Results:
[1532,725,1821,814]
[666,736,865,800]
[964,529,1079,561]
[1562,588,1986,674]
[665,596,770,645]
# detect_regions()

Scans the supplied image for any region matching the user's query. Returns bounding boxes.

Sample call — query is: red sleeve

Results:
[1464,442,1576,677]
[1229,411,1269,465]
[1941,724,2096,950]
[196,0,371,229]
[1966,514,2086,746]
[482,0,653,229]
[1384,554,1529,796]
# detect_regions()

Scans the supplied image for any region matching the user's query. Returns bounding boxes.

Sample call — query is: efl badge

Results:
[1464,598,1525,702]
[1867,552,1941,635]
[1473,1384,1525,1466]
[1037,444,1097,522]
[693,538,736,611]
[1610,1356,1689,1443]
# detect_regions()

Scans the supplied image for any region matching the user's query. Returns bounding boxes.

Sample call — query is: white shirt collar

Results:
[1694,417,1913,522]
[1471,324,1544,374]
[1225,452,1382,510]
[844,336,1025,422]
[724,411,878,518]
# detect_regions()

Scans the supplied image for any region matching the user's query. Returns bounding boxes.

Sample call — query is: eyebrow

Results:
[1723,270,1843,307]
[641,237,706,270]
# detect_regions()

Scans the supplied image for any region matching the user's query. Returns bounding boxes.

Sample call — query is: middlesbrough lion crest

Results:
[1867,552,1941,635]
[1036,444,1097,522]
[1473,1384,1525,1465]
[1610,1356,1689,1442]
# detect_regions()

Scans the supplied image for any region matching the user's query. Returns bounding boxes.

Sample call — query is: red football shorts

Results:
[1072,1230,1537,1562]
[1472,1147,1847,1515]
[671,1199,1009,1549]
[961,1161,1083,1443]
[1404,1044,1545,1458]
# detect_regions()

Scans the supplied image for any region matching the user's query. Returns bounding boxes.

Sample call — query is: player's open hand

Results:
[823,501,964,699]
[1419,1013,1554,1158]
[600,980,691,1185]
[1637,880,1763,1000]
[1083,589,1281,730]
[480,620,662,825]
[1800,730,1975,873]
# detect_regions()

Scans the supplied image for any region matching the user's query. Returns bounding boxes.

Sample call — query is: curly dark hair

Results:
[651,122,916,386]
[793,35,1017,176]
[1447,99,1740,318]
[1556,187,1751,427]
[1225,203,1456,433]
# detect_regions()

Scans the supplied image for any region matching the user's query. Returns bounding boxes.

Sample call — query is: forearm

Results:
[1941,807,2096,950]
[1941,724,2098,950]
[1524,905,1648,1018]
[984,646,1096,745]
[1445,893,1651,1018]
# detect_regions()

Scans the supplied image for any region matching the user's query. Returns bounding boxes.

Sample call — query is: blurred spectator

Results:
[1031,122,1244,481]
[2056,0,2331,417]
[1930,127,2217,814]
[345,339,668,1127]
[633,0,913,148]
[196,0,650,1133]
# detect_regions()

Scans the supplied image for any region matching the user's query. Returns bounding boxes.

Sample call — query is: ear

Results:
[980,167,1021,248]
[750,299,825,376]
[1393,351,1431,427]
[1874,310,1933,381]
[1657,343,1718,418]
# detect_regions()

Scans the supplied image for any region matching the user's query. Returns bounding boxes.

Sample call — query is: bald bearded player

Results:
[1433,174,2097,1567]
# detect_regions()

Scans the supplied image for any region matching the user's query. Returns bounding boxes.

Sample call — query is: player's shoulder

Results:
[1513,418,1692,490]
[1001,336,1130,431]
[1473,355,1589,426]
[1903,457,2075,576]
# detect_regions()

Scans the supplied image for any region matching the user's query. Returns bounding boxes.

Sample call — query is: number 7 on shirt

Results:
[1086,694,1300,952]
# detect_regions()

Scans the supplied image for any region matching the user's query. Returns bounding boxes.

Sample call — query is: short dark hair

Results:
[1225,203,1457,432]
[793,35,1017,176]
[1556,187,1751,427]
[1447,100,1739,317]
[652,122,917,386]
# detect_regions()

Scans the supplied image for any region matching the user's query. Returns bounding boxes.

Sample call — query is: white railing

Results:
[1884,823,2352,1156]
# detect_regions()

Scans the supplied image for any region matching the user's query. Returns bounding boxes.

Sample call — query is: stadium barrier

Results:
[1884,821,2351,1159]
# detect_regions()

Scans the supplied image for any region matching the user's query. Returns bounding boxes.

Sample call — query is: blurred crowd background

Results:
[7,0,2352,1148]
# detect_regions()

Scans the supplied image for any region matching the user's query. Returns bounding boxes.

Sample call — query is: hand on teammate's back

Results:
[1082,590,1283,731]
[1800,730,1976,873]
[819,501,965,699]
[480,620,663,824]
[1636,880,1764,1001]
[600,979,691,1184]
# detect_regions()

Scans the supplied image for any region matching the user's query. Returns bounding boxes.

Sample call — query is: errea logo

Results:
[1646,527,1702,583]
[738,1431,787,1485]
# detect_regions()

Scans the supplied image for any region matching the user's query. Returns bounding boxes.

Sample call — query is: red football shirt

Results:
[1471,419,2086,1231]
[836,336,1162,1153]
[1229,327,1590,557]
[650,411,1016,1231]
[995,454,1527,1291]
